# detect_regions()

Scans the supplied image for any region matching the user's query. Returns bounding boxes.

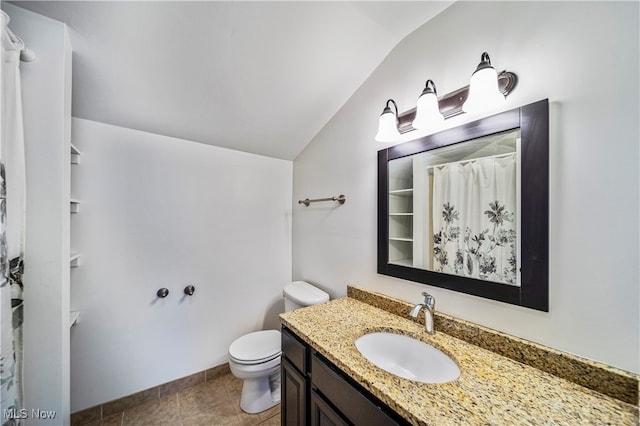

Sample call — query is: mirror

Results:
[378,99,548,311]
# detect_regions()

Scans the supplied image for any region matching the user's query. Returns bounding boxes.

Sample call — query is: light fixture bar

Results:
[396,71,517,134]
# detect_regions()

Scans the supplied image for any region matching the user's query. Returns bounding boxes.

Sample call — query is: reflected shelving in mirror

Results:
[387,158,414,267]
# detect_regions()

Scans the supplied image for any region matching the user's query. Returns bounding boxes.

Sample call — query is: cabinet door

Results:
[311,353,402,426]
[310,390,348,426]
[281,357,307,426]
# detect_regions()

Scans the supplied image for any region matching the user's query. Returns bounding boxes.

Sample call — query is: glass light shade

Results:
[412,91,444,130]
[375,111,401,142]
[462,66,505,113]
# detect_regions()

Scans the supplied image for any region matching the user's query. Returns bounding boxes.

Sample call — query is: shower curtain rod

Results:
[426,151,516,172]
[1,10,36,62]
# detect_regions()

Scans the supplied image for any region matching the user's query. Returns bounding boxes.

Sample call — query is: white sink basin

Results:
[354,332,460,384]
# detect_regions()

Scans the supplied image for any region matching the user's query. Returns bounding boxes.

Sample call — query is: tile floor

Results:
[84,372,280,426]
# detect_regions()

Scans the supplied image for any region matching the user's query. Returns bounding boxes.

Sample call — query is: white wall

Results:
[2,3,73,424]
[293,1,639,373]
[70,119,292,411]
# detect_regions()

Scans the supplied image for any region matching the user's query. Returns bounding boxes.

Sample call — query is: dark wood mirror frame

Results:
[377,99,549,311]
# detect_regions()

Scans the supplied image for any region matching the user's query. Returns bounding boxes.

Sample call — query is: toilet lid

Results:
[229,330,281,363]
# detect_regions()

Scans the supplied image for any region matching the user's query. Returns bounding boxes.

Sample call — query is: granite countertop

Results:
[280,296,639,425]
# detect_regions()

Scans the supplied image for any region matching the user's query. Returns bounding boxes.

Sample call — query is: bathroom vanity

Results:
[279,286,638,425]
[281,325,406,425]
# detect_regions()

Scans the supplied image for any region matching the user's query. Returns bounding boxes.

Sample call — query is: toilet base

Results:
[239,370,281,414]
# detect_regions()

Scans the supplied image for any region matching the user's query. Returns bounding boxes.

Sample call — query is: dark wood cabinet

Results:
[281,327,310,426]
[310,390,348,426]
[281,357,307,426]
[281,326,407,426]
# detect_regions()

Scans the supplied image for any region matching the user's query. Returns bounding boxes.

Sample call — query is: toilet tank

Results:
[283,281,329,312]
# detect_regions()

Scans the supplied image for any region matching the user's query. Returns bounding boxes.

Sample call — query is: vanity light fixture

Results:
[374,52,517,142]
[375,99,401,142]
[411,79,444,130]
[461,52,505,114]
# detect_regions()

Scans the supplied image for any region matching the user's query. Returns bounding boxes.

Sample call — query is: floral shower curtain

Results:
[0,10,25,420]
[432,154,518,285]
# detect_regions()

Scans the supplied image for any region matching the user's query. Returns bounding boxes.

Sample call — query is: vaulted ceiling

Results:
[10,1,453,160]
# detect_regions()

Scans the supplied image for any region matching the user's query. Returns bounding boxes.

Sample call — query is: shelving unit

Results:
[70,311,80,327]
[70,198,81,213]
[388,157,414,266]
[70,252,80,268]
[70,143,81,165]
[70,143,81,324]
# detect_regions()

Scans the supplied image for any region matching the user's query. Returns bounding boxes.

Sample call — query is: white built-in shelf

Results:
[70,143,81,165]
[70,142,80,329]
[389,237,413,242]
[70,199,81,213]
[390,258,413,267]
[70,311,80,327]
[389,213,413,216]
[389,188,413,195]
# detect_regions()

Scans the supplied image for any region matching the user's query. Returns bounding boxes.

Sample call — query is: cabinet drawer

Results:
[311,353,402,426]
[282,326,307,374]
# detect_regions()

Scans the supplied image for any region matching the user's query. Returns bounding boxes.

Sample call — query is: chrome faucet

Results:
[410,292,436,335]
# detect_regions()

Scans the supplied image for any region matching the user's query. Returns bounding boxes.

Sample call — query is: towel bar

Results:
[298,194,346,207]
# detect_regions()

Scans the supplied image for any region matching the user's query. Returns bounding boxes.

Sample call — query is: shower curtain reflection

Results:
[431,154,518,285]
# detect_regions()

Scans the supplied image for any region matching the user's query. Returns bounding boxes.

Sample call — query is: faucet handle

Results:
[421,291,435,307]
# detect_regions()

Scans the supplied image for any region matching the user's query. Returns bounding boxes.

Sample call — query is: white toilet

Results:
[228,281,329,414]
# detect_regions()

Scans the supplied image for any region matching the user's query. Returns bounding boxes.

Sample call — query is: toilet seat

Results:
[229,330,281,365]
